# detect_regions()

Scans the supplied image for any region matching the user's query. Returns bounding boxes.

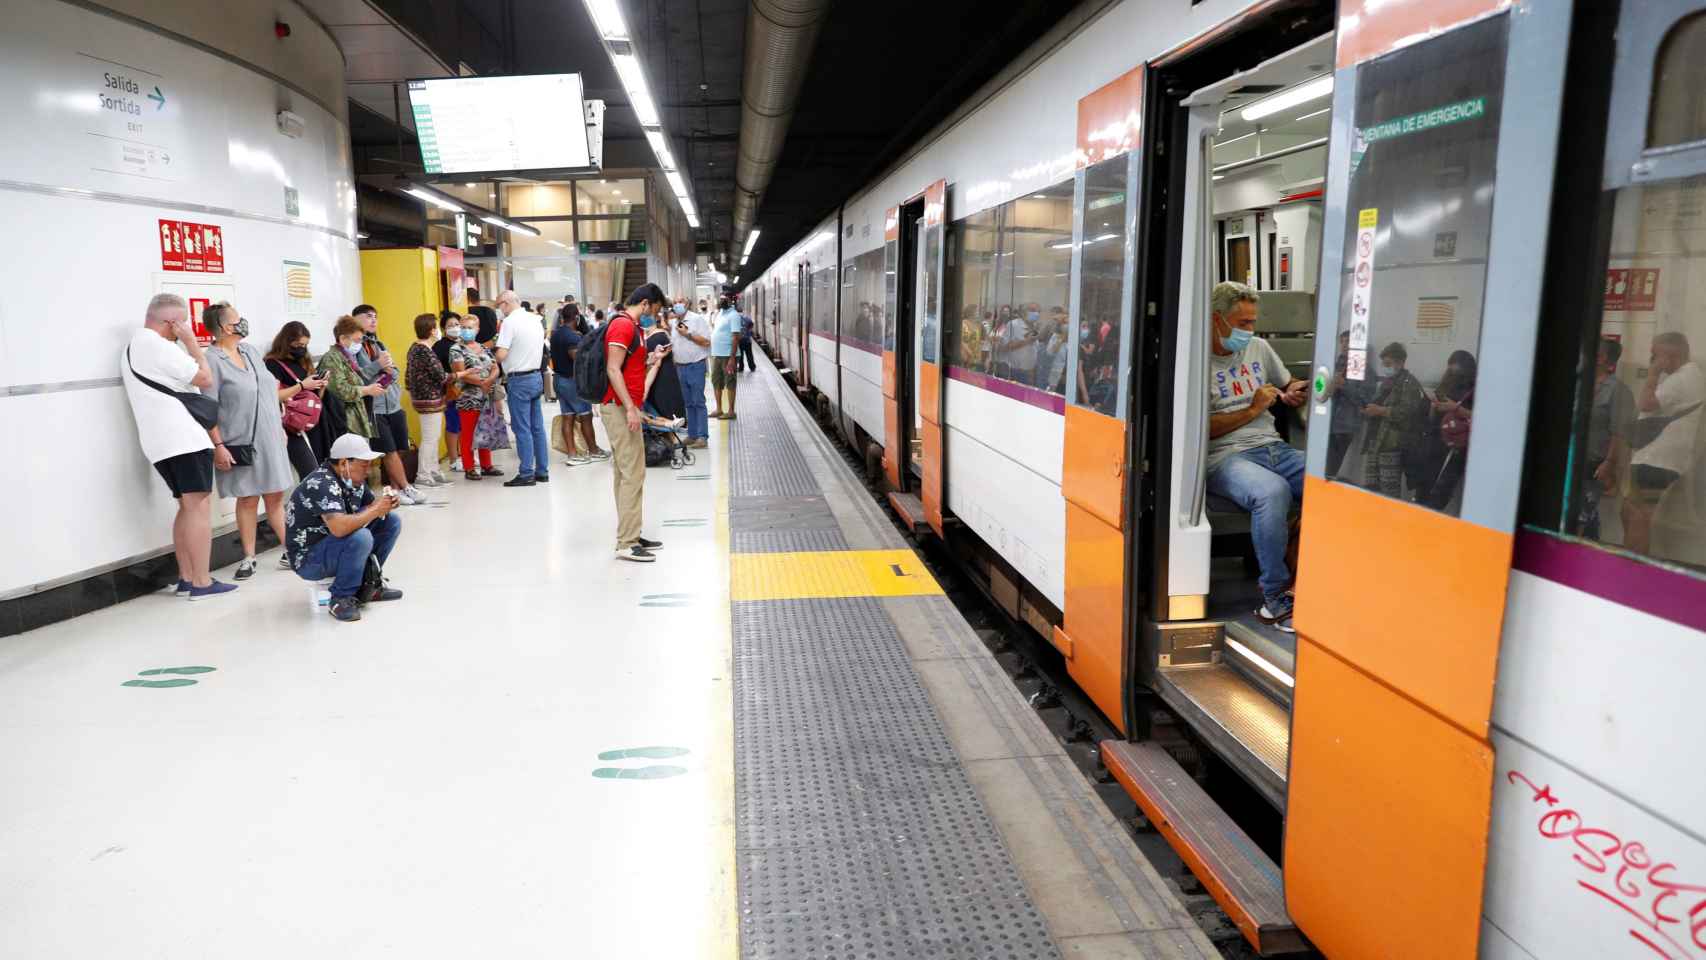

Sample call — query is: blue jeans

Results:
[506,371,549,479]
[297,512,401,599]
[1206,442,1305,604]
[677,359,708,440]
[554,373,591,415]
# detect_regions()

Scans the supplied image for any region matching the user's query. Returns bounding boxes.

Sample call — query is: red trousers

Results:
[459,408,493,472]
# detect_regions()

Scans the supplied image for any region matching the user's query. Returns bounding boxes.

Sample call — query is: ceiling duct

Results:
[730,0,829,255]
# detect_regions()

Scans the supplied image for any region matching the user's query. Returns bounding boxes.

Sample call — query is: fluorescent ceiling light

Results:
[1213,129,1257,149]
[583,0,628,40]
[686,214,700,228]
[356,231,369,240]
[1295,106,1332,122]
[645,130,676,171]
[741,255,749,265]
[406,188,462,213]
[1240,75,1333,122]
[744,229,761,256]
[665,170,687,197]
[481,215,507,226]
[547,239,568,249]
[1212,174,1226,181]
[612,55,659,126]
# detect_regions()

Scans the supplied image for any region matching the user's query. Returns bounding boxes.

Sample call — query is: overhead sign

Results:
[579,239,647,255]
[159,219,224,273]
[407,74,592,176]
[83,51,178,182]
[1605,268,1658,312]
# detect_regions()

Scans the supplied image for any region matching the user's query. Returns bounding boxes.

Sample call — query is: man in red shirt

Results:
[601,282,669,562]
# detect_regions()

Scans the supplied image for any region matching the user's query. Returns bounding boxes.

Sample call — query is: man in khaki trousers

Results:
[599,282,668,562]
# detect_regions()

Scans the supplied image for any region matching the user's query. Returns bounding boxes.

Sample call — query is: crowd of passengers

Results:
[120,283,756,621]
[1206,280,1705,633]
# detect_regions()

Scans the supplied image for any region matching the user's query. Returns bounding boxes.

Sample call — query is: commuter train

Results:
[740,1,1706,957]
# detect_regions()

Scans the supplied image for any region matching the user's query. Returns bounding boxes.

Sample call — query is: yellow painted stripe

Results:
[731,549,944,601]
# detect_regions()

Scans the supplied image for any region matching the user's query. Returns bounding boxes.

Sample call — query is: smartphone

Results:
[375,370,395,388]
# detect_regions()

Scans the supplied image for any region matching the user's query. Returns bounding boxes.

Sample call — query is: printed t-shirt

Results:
[1205,336,1292,472]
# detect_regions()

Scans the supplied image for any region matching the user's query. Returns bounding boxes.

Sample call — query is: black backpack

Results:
[575,316,642,404]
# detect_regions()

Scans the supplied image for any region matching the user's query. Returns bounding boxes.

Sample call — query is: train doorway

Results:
[881,181,947,530]
[1133,28,1335,811]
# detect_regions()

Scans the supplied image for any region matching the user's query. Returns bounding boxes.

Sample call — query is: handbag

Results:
[221,346,263,467]
[1439,389,1472,450]
[127,347,220,429]
[1631,402,1702,449]
[277,361,324,433]
[472,401,512,450]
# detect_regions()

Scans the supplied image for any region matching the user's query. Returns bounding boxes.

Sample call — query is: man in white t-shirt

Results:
[120,293,237,601]
[1204,281,1307,632]
[494,289,549,486]
[670,296,713,447]
[1624,331,1705,556]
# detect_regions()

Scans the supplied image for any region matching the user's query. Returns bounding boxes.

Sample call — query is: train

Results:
[737,0,1706,957]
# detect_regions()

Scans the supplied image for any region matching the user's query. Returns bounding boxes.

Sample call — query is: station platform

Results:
[0,353,1218,960]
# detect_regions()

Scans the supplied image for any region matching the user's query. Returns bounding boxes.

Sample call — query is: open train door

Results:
[1283,3,1574,956]
[881,181,948,535]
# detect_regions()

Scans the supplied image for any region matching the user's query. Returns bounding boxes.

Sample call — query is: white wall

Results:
[0,0,358,597]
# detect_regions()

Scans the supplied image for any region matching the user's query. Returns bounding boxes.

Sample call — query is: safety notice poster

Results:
[159,219,224,273]
[1347,207,1377,380]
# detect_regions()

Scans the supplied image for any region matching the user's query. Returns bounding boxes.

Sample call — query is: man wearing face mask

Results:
[670,297,712,447]
[284,433,404,622]
[602,283,670,562]
[494,290,550,487]
[1205,282,1307,632]
[350,304,423,505]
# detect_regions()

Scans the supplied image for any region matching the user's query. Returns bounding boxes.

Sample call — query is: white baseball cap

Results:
[328,433,382,461]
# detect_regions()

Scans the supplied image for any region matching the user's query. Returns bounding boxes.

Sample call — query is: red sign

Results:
[158,219,225,273]
[187,297,213,346]
[1606,267,1659,312]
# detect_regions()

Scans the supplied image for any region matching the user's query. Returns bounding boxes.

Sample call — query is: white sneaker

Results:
[432,472,453,485]
[398,486,424,505]
[414,474,438,488]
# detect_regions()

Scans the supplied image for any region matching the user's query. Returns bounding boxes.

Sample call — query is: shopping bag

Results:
[473,403,511,450]
[550,414,570,455]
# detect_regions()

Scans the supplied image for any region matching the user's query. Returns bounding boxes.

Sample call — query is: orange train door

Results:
[880,181,948,535]
[1284,3,1573,957]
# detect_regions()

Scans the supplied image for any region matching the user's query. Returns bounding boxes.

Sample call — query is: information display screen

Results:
[407,74,592,175]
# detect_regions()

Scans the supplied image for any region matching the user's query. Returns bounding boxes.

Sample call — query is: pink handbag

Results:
[278,363,323,434]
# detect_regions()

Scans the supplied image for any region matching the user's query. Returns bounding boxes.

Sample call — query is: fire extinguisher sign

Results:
[158,220,225,273]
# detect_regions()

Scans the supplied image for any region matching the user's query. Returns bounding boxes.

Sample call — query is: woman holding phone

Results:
[266,320,330,479]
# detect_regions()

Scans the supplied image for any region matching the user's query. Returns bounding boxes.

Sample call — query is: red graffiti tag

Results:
[1507,771,1706,959]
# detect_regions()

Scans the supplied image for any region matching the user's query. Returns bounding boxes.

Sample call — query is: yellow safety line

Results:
[705,424,740,960]
[730,549,945,601]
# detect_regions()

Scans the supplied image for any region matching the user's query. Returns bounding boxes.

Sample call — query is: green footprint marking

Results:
[598,746,690,760]
[661,518,708,527]
[640,592,696,608]
[677,474,711,480]
[122,666,216,688]
[592,765,687,780]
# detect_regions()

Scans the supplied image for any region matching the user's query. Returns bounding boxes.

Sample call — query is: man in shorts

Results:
[120,293,237,601]
[352,304,425,505]
[1624,331,1705,555]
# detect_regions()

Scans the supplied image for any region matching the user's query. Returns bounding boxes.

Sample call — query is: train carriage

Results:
[745,1,1706,956]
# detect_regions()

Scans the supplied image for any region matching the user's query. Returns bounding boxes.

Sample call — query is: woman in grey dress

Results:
[202,303,296,580]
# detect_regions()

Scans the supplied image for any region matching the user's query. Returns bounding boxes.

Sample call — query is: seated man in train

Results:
[1204,282,1308,632]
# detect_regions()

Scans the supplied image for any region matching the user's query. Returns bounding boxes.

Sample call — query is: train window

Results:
[1541,18,1706,571]
[839,248,885,351]
[1325,13,1508,516]
[1074,157,1129,417]
[883,236,899,352]
[1647,13,1706,149]
[949,207,998,374]
[922,220,942,364]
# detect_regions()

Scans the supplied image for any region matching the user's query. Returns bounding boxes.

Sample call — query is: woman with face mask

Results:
[405,312,452,487]
[316,314,384,450]
[265,320,329,478]
[449,318,503,479]
[200,302,296,579]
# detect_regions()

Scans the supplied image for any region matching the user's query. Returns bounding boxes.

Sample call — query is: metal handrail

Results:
[1186,129,1215,526]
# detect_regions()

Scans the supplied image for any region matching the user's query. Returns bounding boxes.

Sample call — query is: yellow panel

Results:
[1062,502,1125,733]
[731,550,944,601]
[1062,404,1125,528]
[359,248,443,447]
[1285,638,1493,959]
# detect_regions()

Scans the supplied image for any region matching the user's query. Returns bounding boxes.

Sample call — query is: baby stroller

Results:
[642,406,694,469]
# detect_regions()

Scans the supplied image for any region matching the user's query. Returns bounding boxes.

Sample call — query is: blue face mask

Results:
[1381,363,1395,376]
[673,304,686,316]
[343,342,363,357]
[641,313,657,328]
[1220,326,1253,353]
[460,328,477,342]
[1027,310,1040,324]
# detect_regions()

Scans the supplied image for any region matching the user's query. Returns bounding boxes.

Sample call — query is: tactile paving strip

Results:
[732,528,850,555]
[731,375,1059,959]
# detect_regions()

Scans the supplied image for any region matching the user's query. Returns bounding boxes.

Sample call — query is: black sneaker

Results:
[617,545,657,563]
[234,558,256,580]
[329,596,362,622]
[534,473,549,484]
[636,537,664,551]
[502,475,536,487]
